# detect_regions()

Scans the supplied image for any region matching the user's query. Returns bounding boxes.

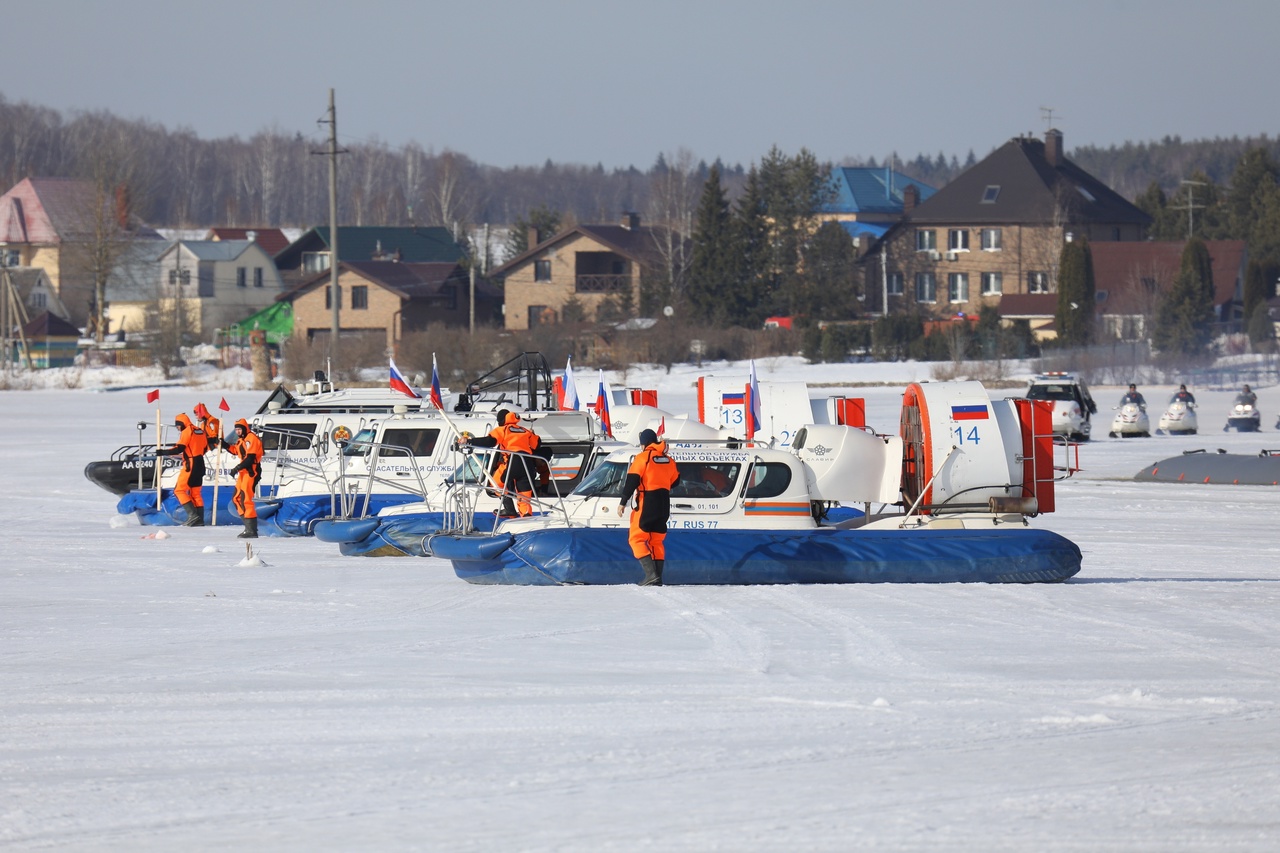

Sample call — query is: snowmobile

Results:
[1108,402,1150,438]
[1156,397,1198,435]
[1224,394,1262,432]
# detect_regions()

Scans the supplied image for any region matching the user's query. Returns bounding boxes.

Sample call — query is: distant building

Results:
[279,260,497,349]
[205,227,292,257]
[108,240,285,342]
[490,213,687,331]
[0,177,164,329]
[274,226,468,290]
[861,130,1152,319]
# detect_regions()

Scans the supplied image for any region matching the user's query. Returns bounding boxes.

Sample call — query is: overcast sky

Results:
[5,1,1277,171]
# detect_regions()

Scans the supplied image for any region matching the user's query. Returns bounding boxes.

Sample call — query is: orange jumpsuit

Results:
[162,413,209,510]
[223,419,263,520]
[471,412,542,516]
[620,439,680,560]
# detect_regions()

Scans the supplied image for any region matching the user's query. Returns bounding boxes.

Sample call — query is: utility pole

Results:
[314,89,347,364]
[1178,180,1206,239]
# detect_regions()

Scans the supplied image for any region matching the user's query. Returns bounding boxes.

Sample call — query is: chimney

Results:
[902,184,919,213]
[247,229,257,244]
[114,184,130,229]
[1045,128,1063,167]
[527,226,540,249]
[622,212,640,230]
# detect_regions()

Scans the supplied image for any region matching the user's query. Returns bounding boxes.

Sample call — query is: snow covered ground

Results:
[4,360,1280,851]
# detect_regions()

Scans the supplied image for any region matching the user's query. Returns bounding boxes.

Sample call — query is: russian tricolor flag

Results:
[562,356,580,411]
[722,392,745,404]
[951,404,989,420]
[429,354,443,408]
[390,358,421,399]
[595,369,612,437]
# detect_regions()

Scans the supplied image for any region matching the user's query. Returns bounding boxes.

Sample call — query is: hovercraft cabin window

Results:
[258,423,317,451]
[745,463,792,498]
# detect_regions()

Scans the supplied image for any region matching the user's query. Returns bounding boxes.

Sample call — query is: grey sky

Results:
[5,0,1278,171]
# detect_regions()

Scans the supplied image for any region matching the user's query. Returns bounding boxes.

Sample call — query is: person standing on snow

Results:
[156,412,208,526]
[459,409,544,517]
[617,429,680,586]
[214,418,263,539]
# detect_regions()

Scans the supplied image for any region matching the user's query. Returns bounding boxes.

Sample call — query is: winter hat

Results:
[639,429,658,446]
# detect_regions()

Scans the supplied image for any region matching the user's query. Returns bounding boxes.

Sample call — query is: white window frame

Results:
[1027,271,1049,294]
[981,228,1002,251]
[948,229,970,252]
[915,272,937,303]
[948,272,969,304]
[981,272,1003,295]
[915,229,937,252]
[887,271,903,296]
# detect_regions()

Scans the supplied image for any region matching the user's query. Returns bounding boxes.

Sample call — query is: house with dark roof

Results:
[12,310,82,368]
[274,226,467,290]
[205,227,292,257]
[278,260,499,348]
[1092,240,1247,341]
[489,213,687,330]
[107,239,285,341]
[860,130,1152,319]
[0,177,164,328]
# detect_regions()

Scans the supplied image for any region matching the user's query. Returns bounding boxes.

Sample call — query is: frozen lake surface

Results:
[3,360,1279,850]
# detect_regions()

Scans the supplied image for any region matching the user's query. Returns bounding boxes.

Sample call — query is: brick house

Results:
[489,213,687,330]
[821,167,936,247]
[860,130,1152,318]
[978,239,1248,343]
[279,260,498,348]
[0,177,164,328]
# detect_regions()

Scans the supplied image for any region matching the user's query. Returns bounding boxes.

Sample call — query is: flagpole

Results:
[155,406,162,511]
[211,418,222,526]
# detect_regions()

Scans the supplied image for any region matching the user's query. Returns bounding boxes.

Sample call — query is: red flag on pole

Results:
[146,389,160,403]
[218,397,230,411]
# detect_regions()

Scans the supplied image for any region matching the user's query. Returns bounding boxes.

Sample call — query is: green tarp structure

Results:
[225,301,293,345]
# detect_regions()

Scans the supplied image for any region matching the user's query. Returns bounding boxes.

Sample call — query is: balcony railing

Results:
[575,274,632,294]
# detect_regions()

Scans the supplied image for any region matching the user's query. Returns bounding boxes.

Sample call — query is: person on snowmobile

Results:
[155,412,209,526]
[617,429,680,586]
[1172,385,1195,405]
[1239,384,1257,407]
[1120,384,1146,408]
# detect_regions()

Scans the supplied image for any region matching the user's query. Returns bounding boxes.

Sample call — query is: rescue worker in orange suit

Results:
[193,403,221,450]
[156,412,208,526]
[214,418,263,539]
[460,410,544,517]
[616,429,680,586]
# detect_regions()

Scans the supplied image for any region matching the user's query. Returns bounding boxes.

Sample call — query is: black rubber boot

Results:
[180,501,203,527]
[237,517,258,539]
[639,555,661,586]
[654,559,664,585]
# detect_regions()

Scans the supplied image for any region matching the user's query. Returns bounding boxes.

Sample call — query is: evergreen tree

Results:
[1055,238,1096,346]
[504,205,562,258]
[1152,237,1217,358]
[686,164,738,325]
[795,221,857,319]
[1247,303,1276,352]
[733,167,772,328]
[1243,258,1270,327]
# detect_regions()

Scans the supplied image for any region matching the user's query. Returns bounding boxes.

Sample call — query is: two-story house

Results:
[278,260,498,349]
[491,213,687,330]
[0,177,164,328]
[861,130,1152,319]
[273,226,467,291]
[108,240,286,341]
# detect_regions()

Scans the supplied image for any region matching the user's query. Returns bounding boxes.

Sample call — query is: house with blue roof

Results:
[821,167,937,247]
